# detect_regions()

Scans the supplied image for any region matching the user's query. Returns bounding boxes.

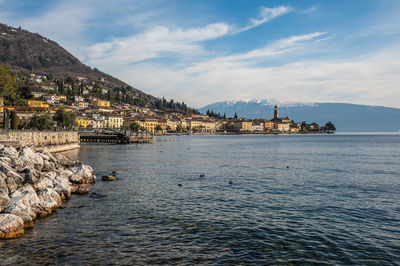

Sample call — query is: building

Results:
[157,119,167,132]
[106,115,124,129]
[167,119,178,131]
[138,118,158,133]
[308,123,319,131]
[26,100,49,108]
[93,100,111,108]
[233,119,252,132]
[264,120,272,131]
[76,116,92,128]
[74,101,89,109]
[270,105,292,132]
[58,95,67,101]
[251,121,264,132]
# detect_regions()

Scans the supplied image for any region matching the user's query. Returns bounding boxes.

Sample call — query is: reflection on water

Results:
[1,135,399,264]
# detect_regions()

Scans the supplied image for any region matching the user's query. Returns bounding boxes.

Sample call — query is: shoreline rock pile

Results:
[0,145,96,239]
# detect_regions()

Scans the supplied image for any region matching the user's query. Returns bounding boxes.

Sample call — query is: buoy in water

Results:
[229,181,233,185]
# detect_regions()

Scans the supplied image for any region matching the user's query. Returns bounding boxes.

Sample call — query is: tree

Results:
[2,109,9,129]
[0,65,18,105]
[301,121,308,131]
[155,125,162,132]
[18,86,33,99]
[27,114,54,130]
[324,121,336,132]
[10,110,18,130]
[53,110,76,129]
[234,112,238,119]
[129,122,140,132]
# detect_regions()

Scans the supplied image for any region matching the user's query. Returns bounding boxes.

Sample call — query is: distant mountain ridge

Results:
[199,99,400,132]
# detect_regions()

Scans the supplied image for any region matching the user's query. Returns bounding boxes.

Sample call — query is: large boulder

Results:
[19,147,44,171]
[0,214,24,239]
[34,188,62,216]
[3,184,40,227]
[0,163,24,194]
[0,146,19,158]
[0,193,10,212]
[69,163,95,183]
[53,153,75,167]
[0,173,9,195]
[52,176,72,199]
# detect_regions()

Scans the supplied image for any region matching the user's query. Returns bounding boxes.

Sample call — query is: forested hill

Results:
[0,23,155,100]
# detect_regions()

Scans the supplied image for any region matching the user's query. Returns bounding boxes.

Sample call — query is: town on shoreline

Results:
[0,66,335,135]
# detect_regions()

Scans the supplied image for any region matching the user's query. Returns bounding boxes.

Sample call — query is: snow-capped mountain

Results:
[199,99,400,132]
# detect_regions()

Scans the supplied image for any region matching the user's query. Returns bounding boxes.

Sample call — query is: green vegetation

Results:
[324,121,336,132]
[10,110,18,130]
[129,122,140,132]
[0,65,18,105]
[155,125,162,132]
[53,110,76,129]
[27,114,54,130]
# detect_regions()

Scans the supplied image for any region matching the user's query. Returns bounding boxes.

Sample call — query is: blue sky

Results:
[1,0,400,108]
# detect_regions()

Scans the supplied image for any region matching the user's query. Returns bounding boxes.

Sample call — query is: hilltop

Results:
[0,23,153,100]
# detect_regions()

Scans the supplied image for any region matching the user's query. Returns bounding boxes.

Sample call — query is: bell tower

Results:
[274,105,279,119]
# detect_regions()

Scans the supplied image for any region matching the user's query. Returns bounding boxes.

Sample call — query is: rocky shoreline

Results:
[0,145,96,239]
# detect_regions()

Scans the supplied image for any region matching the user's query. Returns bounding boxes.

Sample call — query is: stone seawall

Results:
[0,131,79,151]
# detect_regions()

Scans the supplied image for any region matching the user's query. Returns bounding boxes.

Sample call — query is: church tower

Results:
[274,105,279,119]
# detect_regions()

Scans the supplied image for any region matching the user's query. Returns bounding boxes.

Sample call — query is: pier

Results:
[79,129,153,144]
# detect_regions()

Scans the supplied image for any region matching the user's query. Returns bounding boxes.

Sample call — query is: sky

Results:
[1,0,400,108]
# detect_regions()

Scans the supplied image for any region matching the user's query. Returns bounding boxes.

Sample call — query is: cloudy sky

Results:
[1,0,400,108]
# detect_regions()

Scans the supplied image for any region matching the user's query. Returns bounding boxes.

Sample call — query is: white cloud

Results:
[87,23,231,65]
[239,6,292,32]
[86,5,291,65]
[114,38,400,109]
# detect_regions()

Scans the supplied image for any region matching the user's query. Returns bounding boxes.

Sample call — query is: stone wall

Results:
[0,131,79,148]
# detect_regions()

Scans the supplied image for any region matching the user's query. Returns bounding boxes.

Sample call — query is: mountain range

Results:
[199,99,400,132]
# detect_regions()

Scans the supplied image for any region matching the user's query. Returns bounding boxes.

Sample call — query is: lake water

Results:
[1,134,399,265]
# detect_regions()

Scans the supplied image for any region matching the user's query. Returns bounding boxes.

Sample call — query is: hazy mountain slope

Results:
[199,100,400,132]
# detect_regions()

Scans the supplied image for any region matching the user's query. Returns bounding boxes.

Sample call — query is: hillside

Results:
[199,99,400,132]
[0,23,153,100]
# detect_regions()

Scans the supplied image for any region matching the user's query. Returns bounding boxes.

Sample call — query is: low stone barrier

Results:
[0,131,79,152]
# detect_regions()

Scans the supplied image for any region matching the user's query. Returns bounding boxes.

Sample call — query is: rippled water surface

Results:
[1,134,400,265]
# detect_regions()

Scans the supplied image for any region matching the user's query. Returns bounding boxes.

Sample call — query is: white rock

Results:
[69,163,94,179]
[0,146,19,158]
[19,147,44,171]
[52,176,71,199]
[34,188,61,215]
[0,213,24,238]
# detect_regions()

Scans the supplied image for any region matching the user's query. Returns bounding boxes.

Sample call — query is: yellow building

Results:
[106,115,124,129]
[76,116,92,128]
[138,118,158,133]
[93,100,111,108]
[233,120,252,131]
[157,119,167,132]
[26,100,49,108]
[264,120,272,131]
